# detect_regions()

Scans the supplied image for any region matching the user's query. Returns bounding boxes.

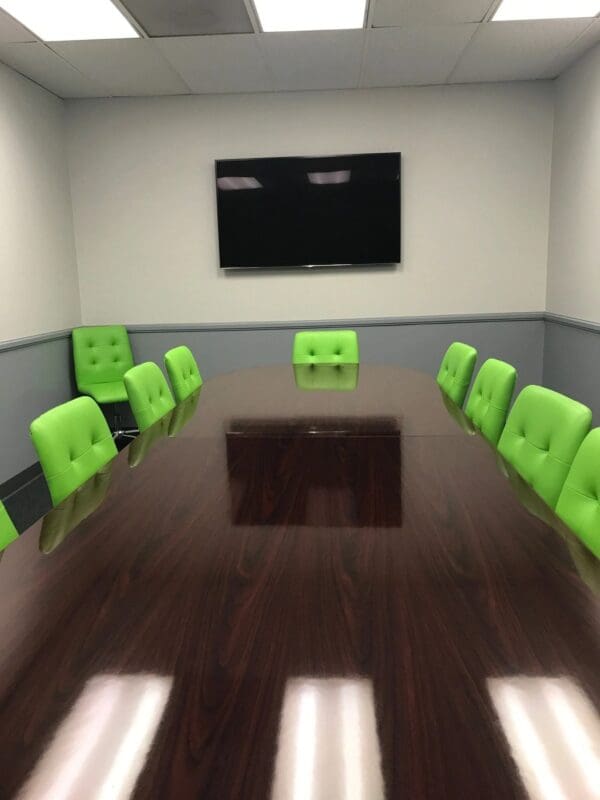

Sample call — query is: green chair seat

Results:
[30,397,118,507]
[294,364,359,392]
[164,345,203,404]
[73,325,135,402]
[292,330,359,365]
[498,385,592,510]
[78,381,129,404]
[436,342,478,408]
[0,501,18,552]
[124,362,176,433]
[465,358,517,446]
[556,428,600,559]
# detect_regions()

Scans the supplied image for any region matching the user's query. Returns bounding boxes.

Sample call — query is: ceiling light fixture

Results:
[0,0,139,41]
[493,0,600,21]
[253,0,368,32]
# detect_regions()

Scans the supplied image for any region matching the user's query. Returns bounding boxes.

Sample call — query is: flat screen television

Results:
[215,152,401,270]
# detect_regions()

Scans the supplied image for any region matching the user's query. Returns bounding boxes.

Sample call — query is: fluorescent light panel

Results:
[254,0,367,32]
[493,0,600,21]
[0,0,138,41]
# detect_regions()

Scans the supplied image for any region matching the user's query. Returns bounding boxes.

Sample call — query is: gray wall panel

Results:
[0,334,74,484]
[543,320,600,419]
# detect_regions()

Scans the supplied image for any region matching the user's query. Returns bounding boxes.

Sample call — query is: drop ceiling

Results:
[0,0,598,98]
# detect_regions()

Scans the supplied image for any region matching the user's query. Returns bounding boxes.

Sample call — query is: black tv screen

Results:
[215,153,401,269]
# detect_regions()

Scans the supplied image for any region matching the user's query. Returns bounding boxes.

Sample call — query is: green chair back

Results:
[436,342,478,407]
[124,362,175,433]
[30,397,118,507]
[0,501,18,552]
[292,330,359,365]
[72,325,134,403]
[164,345,203,403]
[39,465,113,554]
[293,364,359,392]
[556,428,600,559]
[465,358,517,446]
[498,386,592,510]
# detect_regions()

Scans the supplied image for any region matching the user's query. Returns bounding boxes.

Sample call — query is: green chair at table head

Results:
[0,502,18,553]
[72,325,134,405]
[556,428,600,559]
[465,358,517,446]
[498,385,592,511]
[124,362,175,433]
[164,346,203,404]
[30,396,118,507]
[292,330,359,365]
[436,342,478,408]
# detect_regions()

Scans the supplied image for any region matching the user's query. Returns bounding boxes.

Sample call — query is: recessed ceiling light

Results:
[493,0,600,21]
[0,0,139,41]
[254,0,367,32]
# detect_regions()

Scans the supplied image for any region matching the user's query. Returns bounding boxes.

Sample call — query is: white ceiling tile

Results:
[541,19,600,77]
[51,39,189,96]
[0,8,36,42]
[362,25,477,87]
[0,42,107,97]
[156,34,273,94]
[372,0,495,27]
[451,19,592,83]
[258,31,365,91]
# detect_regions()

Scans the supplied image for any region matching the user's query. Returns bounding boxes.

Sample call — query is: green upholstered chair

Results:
[498,386,592,510]
[465,358,517,446]
[128,412,172,468]
[124,362,176,434]
[164,345,203,403]
[30,397,118,507]
[0,501,18,553]
[292,330,359,365]
[169,390,201,437]
[39,465,113,554]
[556,428,600,559]
[72,325,137,437]
[436,342,478,408]
[293,364,359,392]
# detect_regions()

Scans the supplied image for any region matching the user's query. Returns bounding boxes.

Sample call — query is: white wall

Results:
[65,82,554,325]
[0,63,80,342]
[546,43,600,324]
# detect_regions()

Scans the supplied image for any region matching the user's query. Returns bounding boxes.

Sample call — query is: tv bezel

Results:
[215,152,401,271]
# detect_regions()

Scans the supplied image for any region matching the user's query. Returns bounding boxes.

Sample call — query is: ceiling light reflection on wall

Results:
[0,0,139,41]
[254,0,368,32]
[308,170,351,185]
[493,0,600,21]
[217,177,263,191]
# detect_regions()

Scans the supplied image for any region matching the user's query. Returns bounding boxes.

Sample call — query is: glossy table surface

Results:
[1,365,599,800]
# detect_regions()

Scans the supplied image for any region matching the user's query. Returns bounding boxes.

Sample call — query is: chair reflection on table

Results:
[128,390,202,469]
[439,389,477,436]
[294,364,359,392]
[39,465,113,554]
[226,417,402,528]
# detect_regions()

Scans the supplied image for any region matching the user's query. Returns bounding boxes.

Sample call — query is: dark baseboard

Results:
[0,461,42,501]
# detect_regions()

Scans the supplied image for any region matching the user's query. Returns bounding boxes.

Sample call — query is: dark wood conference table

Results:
[1,365,599,799]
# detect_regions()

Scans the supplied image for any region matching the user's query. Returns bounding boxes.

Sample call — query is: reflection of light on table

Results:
[271,677,385,800]
[18,674,172,800]
[488,676,600,800]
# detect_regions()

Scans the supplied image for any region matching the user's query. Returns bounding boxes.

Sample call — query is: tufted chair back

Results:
[465,358,517,445]
[556,428,600,559]
[0,502,18,552]
[498,385,592,510]
[30,397,118,506]
[292,330,360,365]
[72,325,134,391]
[124,362,175,433]
[164,346,203,403]
[436,342,478,407]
